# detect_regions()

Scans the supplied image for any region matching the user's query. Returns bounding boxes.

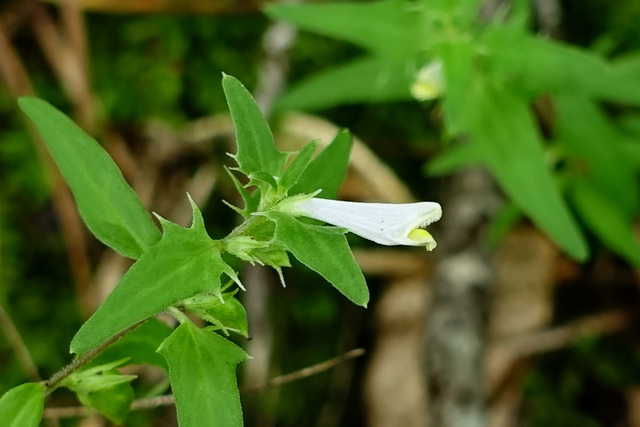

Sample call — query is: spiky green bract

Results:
[179,291,249,337]
[71,197,239,355]
[0,383,45,427]
[18,97,160,259]
[265,212,369,307]
[61,359,136,424]
[157,322,249,427]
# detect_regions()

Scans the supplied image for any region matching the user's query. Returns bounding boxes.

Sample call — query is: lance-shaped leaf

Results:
[291,130,353,199]
[483,26,640,104]
[275,57,413,111]
[445,65,587,260]
[18,97,160,259]
[280,140,319,192]
[265,211,369,307]
[555,96,639,219]
[0,383,45,427]
[266,0,422,60]
[71,197,238,354]
[426,141,482,176]
[157,322,249,427]
[570,180,640,268]
[222,74,288,177]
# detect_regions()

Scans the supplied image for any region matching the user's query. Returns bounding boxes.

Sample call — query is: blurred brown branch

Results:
[43,348,366,419]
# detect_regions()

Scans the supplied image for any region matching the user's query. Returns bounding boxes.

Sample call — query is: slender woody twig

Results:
[0,302,41,382]
[43,348,366,419]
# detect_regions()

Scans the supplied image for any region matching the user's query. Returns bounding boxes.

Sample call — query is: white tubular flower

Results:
[292,198,442,250]
[410,60,445,101]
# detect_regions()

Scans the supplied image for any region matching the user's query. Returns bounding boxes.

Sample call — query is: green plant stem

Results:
[44,320,145,396]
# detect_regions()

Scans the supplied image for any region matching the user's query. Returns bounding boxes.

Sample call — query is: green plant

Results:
[0,74,441,425]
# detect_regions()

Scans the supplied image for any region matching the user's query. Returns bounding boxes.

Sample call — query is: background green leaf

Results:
[555,96,639,219]
[570,181,640,267]
[267,212,369,307]
[0,383,45,427]
[275,57,413,111]
[71,199,236,354]
[446,71,587,260]
[87,318,173,370]
[18,97,160,259]
[157,322,249,427]
[223,74,288,176]
[266,0,422,60]
[290,130,352,199]
[77,379,135,425]
[484,27,640,103]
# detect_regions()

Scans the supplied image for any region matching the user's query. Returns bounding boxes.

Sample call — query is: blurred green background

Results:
[1,0,640,426]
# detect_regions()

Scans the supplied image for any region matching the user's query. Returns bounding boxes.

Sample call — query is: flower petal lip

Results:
[292,198,442,247]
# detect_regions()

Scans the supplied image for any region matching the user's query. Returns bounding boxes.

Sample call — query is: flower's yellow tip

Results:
[410,82,442,101]
[411,60,444,101]
[408,228,437,251]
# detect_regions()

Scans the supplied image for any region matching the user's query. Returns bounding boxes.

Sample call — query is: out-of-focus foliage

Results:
[1,0,640,425]
[268,0,640,266]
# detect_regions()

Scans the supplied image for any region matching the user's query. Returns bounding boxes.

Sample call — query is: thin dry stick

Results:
[0,302,40,382]
[60,0,94,133]
[0,12,94,318]
[242,348,366,393]
[43,348,366,419]
[0,16,34,96]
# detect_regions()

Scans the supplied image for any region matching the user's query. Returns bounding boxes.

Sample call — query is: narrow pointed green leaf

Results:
[224,167,259,218]
[222,74,288,176]
[570,181,640,267]
[275,57,413,111]
[71,198,236,354]
[266,0,422,60]
[157,322,249,427]
[291,130,352,199]
[426,142,481,176]
[0,383,45,427]
[439,40,475,135]
[484,27,640,104]
[555,96,639,219]
[266,212,368,306]
[280,140,318,192]
[18,97,160,259]
[453,76,587,260]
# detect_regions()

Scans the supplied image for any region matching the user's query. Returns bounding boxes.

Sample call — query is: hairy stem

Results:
[44,320,145,395]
